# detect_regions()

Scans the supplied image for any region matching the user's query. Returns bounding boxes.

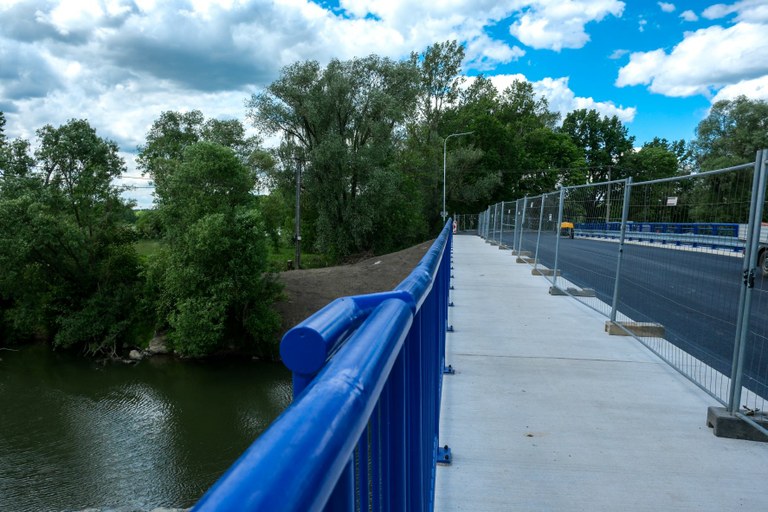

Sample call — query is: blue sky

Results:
[1,0,767,208]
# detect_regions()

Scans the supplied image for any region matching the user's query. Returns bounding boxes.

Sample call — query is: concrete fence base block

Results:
[516,257,535,264]
[549,286,567,296]
[567,287,596,297]
[499,244,509,250]
[512,250,532,257]
[532,268,561,276]
[707,407,768,442]
[605,321,665,337]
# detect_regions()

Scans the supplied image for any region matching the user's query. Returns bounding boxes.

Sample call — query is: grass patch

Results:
[268,245,333,271]
[135,239,330,271]
[135,239,163,258]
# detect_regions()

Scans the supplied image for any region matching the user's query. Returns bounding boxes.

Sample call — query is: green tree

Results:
[151,142,280,357]
[412,40,466,144]
[693,95,768,170]
[687,97,768,223]
[247,55,426,258]
[560,108,635,182]
[622,144,679,183]
[138,110,266,206]
[0,119,146,354]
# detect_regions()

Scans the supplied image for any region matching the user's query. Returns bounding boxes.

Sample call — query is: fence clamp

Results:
[743,268,755,288]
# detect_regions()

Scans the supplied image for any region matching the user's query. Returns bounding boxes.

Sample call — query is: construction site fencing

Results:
[475,150,768,436]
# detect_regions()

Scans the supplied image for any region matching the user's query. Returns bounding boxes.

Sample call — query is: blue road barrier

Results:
[192,221,454,512]
[575,222,743,251]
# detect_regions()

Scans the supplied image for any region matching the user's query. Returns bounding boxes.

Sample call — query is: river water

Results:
[0,345,292,511]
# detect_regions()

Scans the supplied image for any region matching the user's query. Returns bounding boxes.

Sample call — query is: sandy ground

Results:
[274,240,434,335]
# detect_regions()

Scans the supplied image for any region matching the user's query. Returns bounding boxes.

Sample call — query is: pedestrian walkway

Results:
[434,234,768,511]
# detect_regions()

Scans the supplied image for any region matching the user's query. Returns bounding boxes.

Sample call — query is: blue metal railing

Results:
[192,221,454,512]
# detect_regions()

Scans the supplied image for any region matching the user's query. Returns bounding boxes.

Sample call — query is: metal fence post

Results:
[512,200,521,252]
[728,149,768,413]
[499,201,505,247]
[518,196,528,254]
[610,178,633,323]
[552,187,566,289]
[533,195,545,269]
[486,207,491,239]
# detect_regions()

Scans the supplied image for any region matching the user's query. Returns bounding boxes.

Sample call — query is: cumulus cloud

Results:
[616,22,768,97]
[680,10,698,22]
[0,0,631,208]
[509,0,626,51]
[658,2,675,13]
[703,0,768,22]
[484,74,637,123]
[712,75,768,102]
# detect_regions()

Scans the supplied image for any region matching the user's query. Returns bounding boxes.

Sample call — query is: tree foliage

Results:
[0,119,146,354]
[693,95,768,170]
[149,141,281,357]
[247,55,426,258]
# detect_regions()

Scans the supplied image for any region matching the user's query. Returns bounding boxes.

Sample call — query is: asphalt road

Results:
[498,230,768,400]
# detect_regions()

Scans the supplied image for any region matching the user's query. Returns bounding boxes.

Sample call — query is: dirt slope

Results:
[275,240,434,335]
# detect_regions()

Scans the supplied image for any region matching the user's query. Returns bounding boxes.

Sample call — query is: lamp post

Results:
[293,156,304,270]
[443,131,474,222]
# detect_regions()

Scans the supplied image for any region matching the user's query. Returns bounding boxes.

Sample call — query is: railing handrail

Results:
[192,220,454,511]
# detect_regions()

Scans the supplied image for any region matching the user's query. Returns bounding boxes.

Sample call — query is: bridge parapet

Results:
[193,221,454,511]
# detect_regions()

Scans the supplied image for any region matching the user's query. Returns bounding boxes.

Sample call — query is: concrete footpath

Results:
[434,234,768,512]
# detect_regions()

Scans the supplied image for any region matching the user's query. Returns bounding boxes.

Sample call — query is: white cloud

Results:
[0,0,630,207]
[616,22,768,97]
[712,75,768,102]
[680,10,698,21]
[658,2,675,13]
[703,0,768,22]
[509,0,626,51]
[484,74,636,123]
[609,48,629,59]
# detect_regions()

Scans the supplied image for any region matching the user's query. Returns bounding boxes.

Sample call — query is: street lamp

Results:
[443,131,474,222]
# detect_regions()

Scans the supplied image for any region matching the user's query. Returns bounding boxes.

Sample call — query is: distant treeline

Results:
[1,40,767,358]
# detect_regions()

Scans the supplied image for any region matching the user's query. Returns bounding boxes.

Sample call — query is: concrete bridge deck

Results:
[435,234,768,511]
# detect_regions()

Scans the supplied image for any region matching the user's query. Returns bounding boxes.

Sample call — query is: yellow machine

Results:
[560,221,574,239]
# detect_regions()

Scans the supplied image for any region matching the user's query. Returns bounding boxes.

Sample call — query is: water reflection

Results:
[0,345,291,511]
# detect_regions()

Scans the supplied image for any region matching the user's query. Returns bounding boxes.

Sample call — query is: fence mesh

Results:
[619,169,754,404]
[468,152,768,415]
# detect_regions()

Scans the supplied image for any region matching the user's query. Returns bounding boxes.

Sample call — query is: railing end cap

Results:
[280,326,327,375]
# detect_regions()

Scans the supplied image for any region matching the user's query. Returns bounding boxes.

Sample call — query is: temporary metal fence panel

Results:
[192,221,454,512]
[549,180,627,317]
[475,149,768,424]
[613,167,756,404]
[500,202,515,250]
[455,214,478,232]
[531,191,561,273]
[518,195,543,258]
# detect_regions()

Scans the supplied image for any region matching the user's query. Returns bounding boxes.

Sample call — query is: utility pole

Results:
[294,158,302,269]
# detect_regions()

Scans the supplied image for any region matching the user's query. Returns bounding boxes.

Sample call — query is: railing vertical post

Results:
[610,178,633,322]
[323,461,354,511]
[390,350,407,511]
[729,149,768,412]
[405,327,423,511]
[552,187,566,289]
